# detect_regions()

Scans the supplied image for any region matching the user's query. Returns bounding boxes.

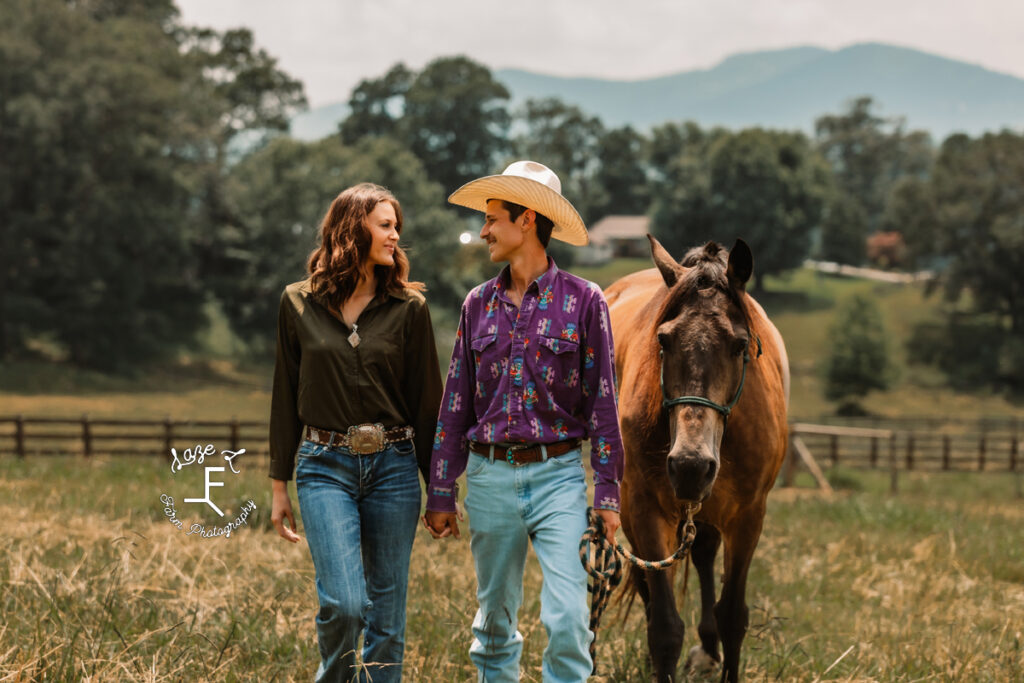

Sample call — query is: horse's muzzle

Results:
[666,453,718,501]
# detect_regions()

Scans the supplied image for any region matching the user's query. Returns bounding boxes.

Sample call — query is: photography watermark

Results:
[158,443,256,540]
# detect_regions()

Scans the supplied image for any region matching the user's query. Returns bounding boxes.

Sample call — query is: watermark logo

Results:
[158,444,256,540]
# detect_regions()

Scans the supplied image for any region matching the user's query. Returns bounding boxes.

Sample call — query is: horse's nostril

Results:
[667,455,716,498]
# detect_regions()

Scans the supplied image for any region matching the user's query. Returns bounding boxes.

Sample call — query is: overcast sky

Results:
[175,0,1024,108]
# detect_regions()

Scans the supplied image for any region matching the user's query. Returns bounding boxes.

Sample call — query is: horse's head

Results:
[649,235,754,502]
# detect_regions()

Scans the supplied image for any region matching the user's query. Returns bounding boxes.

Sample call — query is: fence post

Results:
[830,434,839,468]
[230,416,240,453]
[905,434,915,471]
[870,436,878,468]
[15,415,25,458]
[978,433,986,472]
[81,414,92,457]
[782,435,798,486]
[942,435,951,471]
[164,416,174,461]
[889,432,899,494]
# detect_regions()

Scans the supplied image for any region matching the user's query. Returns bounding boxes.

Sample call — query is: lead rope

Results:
[578,502,701,674]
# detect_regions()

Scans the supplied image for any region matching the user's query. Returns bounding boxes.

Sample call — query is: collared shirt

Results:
[269,279,442,481]
[426,258,624,513]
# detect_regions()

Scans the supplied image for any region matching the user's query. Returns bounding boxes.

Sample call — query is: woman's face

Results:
[364,201,400,268]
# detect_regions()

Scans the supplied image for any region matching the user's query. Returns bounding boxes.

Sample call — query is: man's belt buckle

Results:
[348,423,385,454]
[505,443,531,466]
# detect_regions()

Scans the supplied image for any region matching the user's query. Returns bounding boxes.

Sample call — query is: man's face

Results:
[481,199,528,263]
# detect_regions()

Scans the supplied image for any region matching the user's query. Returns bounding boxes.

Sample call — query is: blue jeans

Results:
[464,447,593,682]
[295,438,421,683]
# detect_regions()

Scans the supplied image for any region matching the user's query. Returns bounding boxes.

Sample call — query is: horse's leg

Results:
[686,522,722,672]
[633,514,685,682]
[715,509,764,683]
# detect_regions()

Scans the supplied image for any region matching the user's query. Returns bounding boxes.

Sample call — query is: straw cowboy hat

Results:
[448,161,589,246]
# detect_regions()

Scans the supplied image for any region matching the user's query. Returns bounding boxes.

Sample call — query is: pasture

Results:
[1,454,1021,682]
[2,264,1022,681]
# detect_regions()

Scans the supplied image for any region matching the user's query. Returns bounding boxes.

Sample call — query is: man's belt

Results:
[468,439,582,466]
[304,423,414,455]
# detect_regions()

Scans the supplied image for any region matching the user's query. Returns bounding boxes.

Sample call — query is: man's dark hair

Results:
[501,200,554,248]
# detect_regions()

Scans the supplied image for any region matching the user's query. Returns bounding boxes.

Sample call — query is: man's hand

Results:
[595,508,620,545]
[423,509,462,539]
[271,479,300,543]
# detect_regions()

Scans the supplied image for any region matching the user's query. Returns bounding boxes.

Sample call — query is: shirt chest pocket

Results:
[470,332,503,395]
[534,334,581,386]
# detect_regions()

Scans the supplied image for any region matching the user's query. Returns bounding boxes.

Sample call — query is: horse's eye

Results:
[657,333,669,348]
[732,338,749,356]
[696,275,711,290]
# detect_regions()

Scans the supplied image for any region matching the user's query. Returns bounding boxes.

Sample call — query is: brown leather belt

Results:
[304,424,414,454]
[468,439,582,466]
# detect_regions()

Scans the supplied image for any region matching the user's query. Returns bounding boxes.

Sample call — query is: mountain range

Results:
[290,43,1024,142]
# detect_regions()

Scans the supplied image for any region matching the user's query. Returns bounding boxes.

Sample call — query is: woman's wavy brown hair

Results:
[307,183,423,310]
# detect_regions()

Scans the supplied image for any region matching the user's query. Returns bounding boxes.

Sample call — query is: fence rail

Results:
[785,418,1022,496]
[1,415,1020,475]
[0,415,269,459]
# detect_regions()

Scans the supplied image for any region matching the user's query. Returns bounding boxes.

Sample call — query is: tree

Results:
[591,125,650,219]
[824,294,893,411]
[931,132,1024,333]
[339,63,413,143]
[0,0,306,368]
[512,97,605,221]
[0,0,206,368]
[815,97,934,264]
[337,56,511,194]
[819,192,869,264]
[221,135,491,352]
[647,122,722,258]
[879,176,938,269]
[402,56,511,191]
[705,129,830,290]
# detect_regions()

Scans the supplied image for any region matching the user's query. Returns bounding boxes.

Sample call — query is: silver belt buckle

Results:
[348,423,385,454]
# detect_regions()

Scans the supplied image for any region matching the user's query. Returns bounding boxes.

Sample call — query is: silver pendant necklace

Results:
[348,323,361,348]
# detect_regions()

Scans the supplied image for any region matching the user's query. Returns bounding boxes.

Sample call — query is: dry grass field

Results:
[1,454,1021,682]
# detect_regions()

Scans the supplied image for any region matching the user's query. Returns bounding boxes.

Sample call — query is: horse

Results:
[605,236,790,683]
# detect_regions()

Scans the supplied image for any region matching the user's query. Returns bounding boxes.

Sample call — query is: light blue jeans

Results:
[295,438,421,683]
[464,447,593,682]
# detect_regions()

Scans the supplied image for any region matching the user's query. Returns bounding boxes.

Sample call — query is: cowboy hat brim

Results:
[448,175,589,246]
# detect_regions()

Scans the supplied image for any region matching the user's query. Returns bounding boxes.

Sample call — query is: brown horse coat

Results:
[605,238,789,682]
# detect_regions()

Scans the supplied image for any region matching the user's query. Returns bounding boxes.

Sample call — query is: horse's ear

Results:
[648,234,685,288]
[727,239,753,292]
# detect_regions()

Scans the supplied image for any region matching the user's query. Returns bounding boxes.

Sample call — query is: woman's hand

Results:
[423,509,462,539]
[271,479,301,543]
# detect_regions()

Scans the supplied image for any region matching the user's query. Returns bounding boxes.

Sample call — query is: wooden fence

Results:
[1,415,1020,492]
[786,417,1021,495]
[0,415,269,459]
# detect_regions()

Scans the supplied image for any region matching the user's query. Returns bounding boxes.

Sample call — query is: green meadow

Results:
[2,263,1022,681]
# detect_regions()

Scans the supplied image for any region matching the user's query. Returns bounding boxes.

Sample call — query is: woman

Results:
[269,183,442,682]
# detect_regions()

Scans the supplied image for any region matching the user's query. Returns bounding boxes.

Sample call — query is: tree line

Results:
[2,0,1021,391]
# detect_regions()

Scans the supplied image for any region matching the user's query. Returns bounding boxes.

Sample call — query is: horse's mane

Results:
[631,242,753,430]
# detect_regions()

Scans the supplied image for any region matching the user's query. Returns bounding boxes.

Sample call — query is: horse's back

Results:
[605,268,664,374]
[605,268,663,332]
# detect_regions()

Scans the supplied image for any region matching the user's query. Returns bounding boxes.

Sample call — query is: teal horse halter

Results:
[660,333,762,422]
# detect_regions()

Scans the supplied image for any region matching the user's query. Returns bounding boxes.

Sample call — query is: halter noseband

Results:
[660,333,762,424]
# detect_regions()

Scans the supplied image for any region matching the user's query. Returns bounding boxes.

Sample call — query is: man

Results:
[424,160,624,682]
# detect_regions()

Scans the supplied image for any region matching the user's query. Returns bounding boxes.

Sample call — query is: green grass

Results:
[1,456,1021,681]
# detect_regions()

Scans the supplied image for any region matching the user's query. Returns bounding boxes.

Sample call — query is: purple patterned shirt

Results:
[426,258,624,513]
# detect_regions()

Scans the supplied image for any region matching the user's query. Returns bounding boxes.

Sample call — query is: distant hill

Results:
[289,101,348,140]
[290,43,1024,141]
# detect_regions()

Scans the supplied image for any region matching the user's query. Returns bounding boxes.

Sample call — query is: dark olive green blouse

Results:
[269,279,442,481]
